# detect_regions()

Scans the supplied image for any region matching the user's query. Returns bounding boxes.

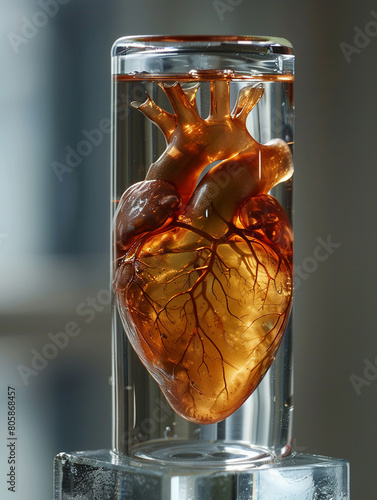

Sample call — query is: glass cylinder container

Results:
[111,36,294,466]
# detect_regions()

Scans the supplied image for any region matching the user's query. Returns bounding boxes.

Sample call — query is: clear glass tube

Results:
[111,36,294,465]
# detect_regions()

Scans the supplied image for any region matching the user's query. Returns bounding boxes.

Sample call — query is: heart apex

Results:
[160,389,239,425]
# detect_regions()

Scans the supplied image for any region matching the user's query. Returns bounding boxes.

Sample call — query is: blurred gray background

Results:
[0,0,375,498]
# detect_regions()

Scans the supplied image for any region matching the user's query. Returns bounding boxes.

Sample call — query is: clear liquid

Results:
[112,75,294,464]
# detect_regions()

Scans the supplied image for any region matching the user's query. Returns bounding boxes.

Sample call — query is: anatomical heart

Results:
[113,79,293,424]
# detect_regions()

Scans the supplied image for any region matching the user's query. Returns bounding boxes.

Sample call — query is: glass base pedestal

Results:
[53,449,349,499]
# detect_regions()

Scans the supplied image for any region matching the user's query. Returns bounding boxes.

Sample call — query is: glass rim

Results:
[112,35,294,57]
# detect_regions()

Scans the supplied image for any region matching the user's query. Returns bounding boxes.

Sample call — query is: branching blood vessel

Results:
[113,78,293,424]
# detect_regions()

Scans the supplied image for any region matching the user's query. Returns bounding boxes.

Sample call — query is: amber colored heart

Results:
[114,218,292,424]
[114,81,293,424]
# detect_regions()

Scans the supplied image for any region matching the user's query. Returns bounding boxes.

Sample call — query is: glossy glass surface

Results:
[111,37,294,461]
